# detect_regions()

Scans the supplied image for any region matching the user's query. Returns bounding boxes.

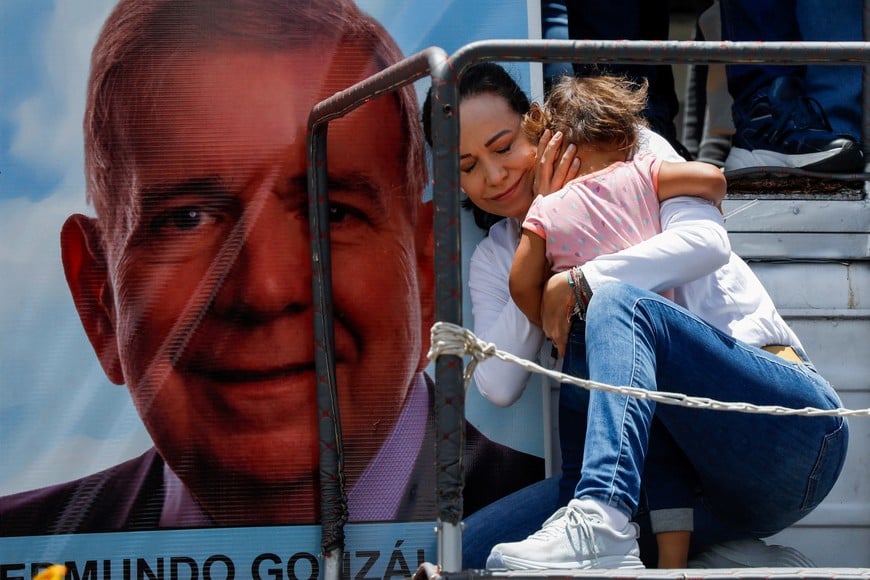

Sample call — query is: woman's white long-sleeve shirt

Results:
[469,181,802,408]
[468,217,553,407]
[585,197,803,350]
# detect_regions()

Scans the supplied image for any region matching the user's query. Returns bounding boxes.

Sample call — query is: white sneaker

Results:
[688,538,815,568]
[486,499,645,570]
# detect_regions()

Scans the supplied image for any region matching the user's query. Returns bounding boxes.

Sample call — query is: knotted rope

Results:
[428,321,870,418]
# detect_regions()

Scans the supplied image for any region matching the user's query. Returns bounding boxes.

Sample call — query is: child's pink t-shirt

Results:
[523,152,663,273]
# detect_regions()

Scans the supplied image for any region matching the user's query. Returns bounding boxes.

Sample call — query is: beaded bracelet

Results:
[566,267,593,321]
[571,265,594,307]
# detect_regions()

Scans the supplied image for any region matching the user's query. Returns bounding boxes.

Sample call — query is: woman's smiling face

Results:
[459,93,538,220]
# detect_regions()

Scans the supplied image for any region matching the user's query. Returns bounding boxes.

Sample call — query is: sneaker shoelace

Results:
[525,504,602,564]
[565,504,602,564]
[526,506,569,541]
[791,96,834,132]
[750,93,835,146]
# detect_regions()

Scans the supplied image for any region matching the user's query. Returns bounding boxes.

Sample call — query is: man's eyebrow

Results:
[139,176,227,202]
[289,172,385,205]
[460,129,512,159]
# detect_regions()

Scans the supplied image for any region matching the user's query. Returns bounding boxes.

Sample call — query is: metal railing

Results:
[305,39,870,577]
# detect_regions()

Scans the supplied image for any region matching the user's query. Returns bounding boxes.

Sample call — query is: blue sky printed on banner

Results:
[0,0,541,497]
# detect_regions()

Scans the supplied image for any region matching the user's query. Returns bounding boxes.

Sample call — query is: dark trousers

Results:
[719,0,803,105]
[564,0,681,147]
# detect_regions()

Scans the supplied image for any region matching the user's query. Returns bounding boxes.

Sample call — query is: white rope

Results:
[723,198,761,221]
[427,322,870,418]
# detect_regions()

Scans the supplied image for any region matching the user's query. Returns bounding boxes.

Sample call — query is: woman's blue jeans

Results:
[563,282,848,543]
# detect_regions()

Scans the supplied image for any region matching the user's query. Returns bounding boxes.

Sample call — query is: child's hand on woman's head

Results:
[540,270,575,357]
[533,129,581,196]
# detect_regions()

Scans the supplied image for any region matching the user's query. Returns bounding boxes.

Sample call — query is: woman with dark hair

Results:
[424,63,844,569]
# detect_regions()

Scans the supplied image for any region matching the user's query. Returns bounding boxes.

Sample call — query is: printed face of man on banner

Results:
[6,0,434,528]
[1,0,543,540]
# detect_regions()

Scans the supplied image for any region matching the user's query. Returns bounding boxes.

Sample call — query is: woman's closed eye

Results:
[461,144,512,174]
[461,160,477,174]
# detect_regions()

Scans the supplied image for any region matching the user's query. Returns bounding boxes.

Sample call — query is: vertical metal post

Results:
[430,56,466,572]
[864,0,869,191]
[307,47,449,579]
[308,120,347,580]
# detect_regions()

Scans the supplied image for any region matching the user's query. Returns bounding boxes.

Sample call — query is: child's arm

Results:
[509,229,549,327]
[657,160,727,205]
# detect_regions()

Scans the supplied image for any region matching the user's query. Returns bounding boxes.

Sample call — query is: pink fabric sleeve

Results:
[521,194,549,239]
[635,152,663,201]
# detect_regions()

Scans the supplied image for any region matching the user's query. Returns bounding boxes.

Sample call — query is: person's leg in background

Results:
[719,0,800,103]
[797,0,863,145]
[685,0,734,167]
[720,0,864,171]
[541,0,574,92]
[564,0,690,158]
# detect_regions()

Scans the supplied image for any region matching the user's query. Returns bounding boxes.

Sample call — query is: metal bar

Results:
[307,109,347,578]
[305,39,870,575]
[306,46,448,579]
[429,38,870,572]
[428,51,466,573]
[450,39,870,69]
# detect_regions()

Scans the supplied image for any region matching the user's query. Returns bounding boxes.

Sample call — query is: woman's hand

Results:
[533,129,580,195]
[541,270,575,356]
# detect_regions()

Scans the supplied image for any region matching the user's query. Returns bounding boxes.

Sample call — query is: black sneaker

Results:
[725,76,864,173]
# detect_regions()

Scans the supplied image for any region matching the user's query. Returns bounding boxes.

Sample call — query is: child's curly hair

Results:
[523,75,649,156]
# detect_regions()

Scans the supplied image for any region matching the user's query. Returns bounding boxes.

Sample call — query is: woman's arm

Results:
[582,197,731,292]
[468,221,546,407]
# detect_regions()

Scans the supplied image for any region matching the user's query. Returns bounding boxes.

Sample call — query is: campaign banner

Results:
[0,0,546,572]
[0,523,434,579]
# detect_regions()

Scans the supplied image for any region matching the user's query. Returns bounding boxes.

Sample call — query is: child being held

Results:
[510,75,726,328]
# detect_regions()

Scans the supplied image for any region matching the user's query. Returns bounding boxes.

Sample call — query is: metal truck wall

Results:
[723,197,870,566]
